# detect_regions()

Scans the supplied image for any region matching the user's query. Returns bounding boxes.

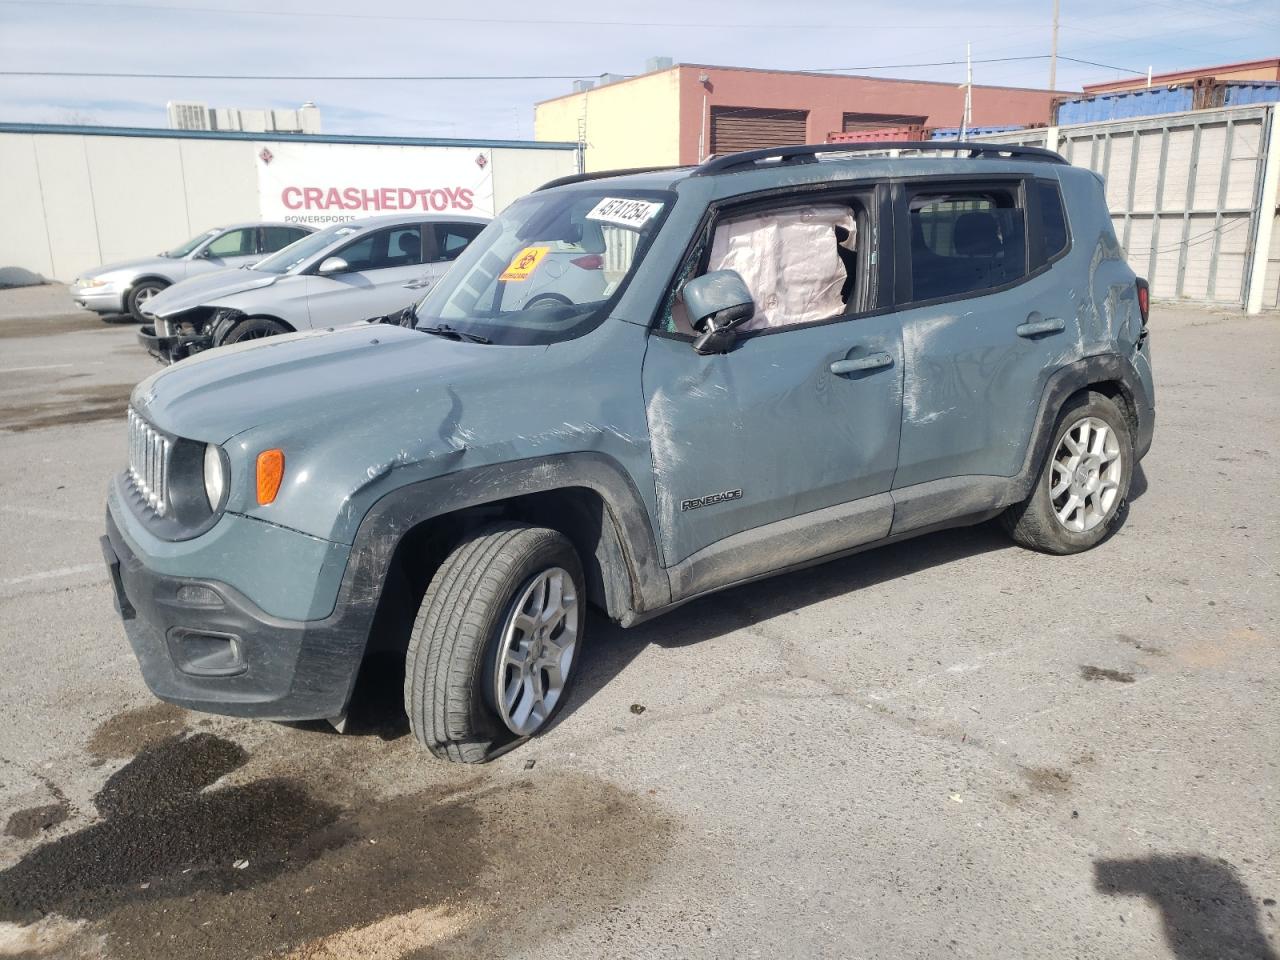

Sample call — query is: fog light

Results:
[176,584,222,607]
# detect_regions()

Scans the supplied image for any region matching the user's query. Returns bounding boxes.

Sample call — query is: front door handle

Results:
[403,277,433,290]
[1016,316,1065,338]
[830,352,894,375]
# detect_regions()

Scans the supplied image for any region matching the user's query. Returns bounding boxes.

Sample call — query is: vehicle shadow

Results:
[336,463,1150,745]
[1095,854,1278,960]
[559,519,1013,729]
[562,461,1150,729]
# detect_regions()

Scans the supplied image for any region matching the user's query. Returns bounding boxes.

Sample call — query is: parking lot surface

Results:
[0,287,1276,960]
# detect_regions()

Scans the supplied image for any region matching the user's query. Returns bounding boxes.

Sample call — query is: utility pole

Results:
[960,42,973,140]
[1049,0,1060,90]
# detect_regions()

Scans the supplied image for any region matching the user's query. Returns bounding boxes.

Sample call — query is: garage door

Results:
[711,107,808,154]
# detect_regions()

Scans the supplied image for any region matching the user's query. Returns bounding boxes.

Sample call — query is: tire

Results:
[220,316,289,345]
[526,293,574,308]
[127,280,168,323]
[1001,390,1134,555]
[405,523,586,763]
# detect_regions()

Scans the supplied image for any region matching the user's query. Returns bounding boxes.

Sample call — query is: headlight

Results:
[203,444,227,510]
[79,277,110,289]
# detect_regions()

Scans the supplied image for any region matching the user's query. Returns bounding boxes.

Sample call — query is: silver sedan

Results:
[70,222,316,322]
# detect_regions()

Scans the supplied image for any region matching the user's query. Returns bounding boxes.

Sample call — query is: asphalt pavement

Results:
[0,286,1276,960]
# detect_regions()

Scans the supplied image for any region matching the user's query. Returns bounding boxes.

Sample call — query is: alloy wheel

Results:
[1049,415,1123,533]
[492,566,579,736]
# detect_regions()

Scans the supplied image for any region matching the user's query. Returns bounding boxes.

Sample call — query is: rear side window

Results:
[907,188,1026,302]
[260,226,310,254]
[432,223,485,262]
[1030,179,1069,269]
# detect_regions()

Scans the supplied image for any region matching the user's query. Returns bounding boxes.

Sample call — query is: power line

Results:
[0,70,603,81]
[0,0,1027,30]
[0,54,1149,83]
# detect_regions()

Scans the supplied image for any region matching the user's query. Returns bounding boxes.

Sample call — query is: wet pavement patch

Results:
[0,726,676,959]
[3,801,69,840]
[1080,665,1136,683]
[0,383,135,432]
[1019,765,1073,796]
[0,732,347,925]
[85,701,189,760]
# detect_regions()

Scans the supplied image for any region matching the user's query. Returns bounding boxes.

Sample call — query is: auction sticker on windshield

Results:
[499,246,550,282]
[586,197,663,230]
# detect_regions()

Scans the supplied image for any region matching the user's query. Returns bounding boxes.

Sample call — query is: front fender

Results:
[337,453,669,618]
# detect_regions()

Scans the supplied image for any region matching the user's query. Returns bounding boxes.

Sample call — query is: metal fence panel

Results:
[976,105,1274,306]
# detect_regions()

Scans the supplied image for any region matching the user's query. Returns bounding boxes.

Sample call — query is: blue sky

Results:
[0,0,1275,138]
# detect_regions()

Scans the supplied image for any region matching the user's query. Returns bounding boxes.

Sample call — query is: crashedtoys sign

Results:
[257,142,495,224]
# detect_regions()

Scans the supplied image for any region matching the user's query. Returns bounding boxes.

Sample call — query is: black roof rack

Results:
[693,141,1067,176]
[535,165,683,191]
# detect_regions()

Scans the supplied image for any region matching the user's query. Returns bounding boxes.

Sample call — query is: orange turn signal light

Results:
[256,449,284,505]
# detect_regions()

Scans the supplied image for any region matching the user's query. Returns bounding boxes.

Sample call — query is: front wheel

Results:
[219,316,289,345]
[127,280,168,323]
[1001,390,1134,554]
[405,523,586,763]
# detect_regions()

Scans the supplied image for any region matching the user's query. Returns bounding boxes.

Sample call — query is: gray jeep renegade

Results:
[102,142,1155,763]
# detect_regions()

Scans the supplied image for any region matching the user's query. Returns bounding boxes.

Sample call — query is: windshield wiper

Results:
[418,324,492,345]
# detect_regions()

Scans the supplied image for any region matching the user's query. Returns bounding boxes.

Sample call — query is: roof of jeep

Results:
[539,144,1077,195]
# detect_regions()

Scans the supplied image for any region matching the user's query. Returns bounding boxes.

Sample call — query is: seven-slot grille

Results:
[127,408,170,516]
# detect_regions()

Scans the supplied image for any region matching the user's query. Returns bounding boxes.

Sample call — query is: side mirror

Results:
[683,270,755,355]
[317,256,349,275]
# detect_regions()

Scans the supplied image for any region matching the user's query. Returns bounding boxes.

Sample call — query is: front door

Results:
[304,224,432,327]
[641,190,903,591]
[198,227,262,272]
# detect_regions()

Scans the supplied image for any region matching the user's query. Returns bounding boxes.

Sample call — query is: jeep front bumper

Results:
[102,507,375,722]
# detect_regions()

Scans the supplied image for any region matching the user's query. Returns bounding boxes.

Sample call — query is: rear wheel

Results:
[405,523,585,763]
[127,280,168,323]
[1001,390,1133,554]
[220,316,289,345]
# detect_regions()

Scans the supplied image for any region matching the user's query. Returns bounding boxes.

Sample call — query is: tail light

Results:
[570,254,604,270]
[1135,278,1150,327]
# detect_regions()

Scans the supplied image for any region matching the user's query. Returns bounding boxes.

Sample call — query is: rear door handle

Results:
[403,277,432,290]
[830,352,894,375]
[1016,316,1065,338]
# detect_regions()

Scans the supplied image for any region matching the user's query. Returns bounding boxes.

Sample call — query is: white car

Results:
[138,214,489,363]
[70,222,315,321]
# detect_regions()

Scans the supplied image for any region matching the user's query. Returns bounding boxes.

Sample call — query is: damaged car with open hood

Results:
[102,142,1155,763]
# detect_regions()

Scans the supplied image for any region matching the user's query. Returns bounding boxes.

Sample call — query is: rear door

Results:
[303,224,429,327]
[409,221,487,295]
[891,174,1080,495]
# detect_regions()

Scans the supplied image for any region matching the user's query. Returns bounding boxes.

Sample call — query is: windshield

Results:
[413,188,674,345]
[254,223,360,274]
[164,229,219,258]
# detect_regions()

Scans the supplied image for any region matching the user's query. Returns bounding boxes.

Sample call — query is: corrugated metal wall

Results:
[977,104,1280,310]
[710,107,808,154]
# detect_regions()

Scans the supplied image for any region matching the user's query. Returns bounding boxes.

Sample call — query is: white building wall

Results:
[0,128,576,281]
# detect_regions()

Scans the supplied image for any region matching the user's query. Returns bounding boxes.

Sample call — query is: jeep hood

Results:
[144,268,281,318]
[131,323,544,444]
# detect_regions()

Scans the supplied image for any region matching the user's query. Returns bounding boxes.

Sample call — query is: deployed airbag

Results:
[707,205,855,331]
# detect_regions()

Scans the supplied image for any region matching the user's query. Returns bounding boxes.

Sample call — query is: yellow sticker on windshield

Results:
[499,246,549,282]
